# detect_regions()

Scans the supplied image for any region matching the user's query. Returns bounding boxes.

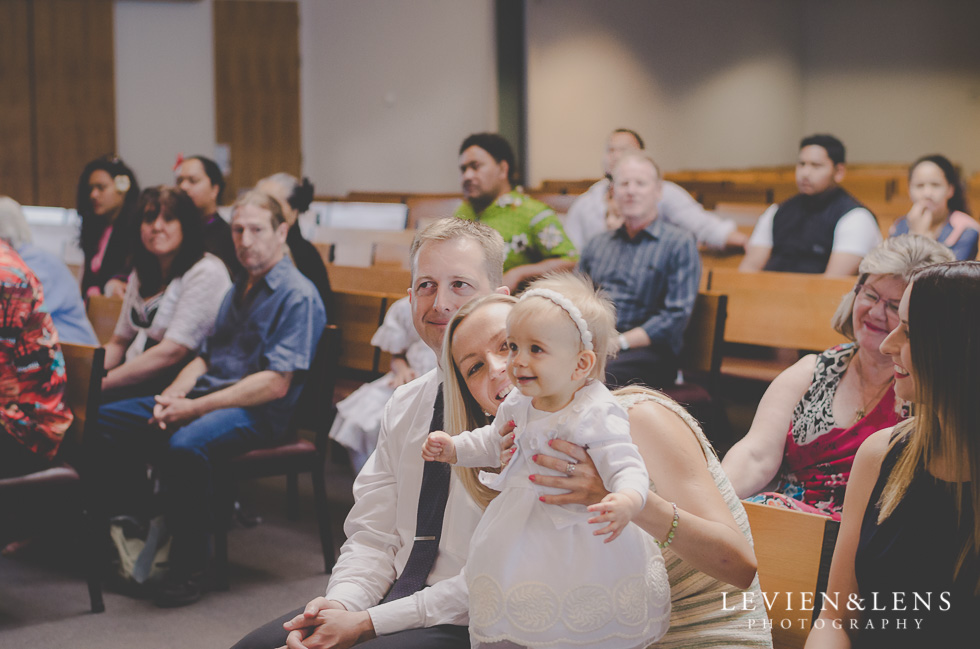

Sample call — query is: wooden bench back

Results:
[744,501,839,649]
[707,269,854,351]
[85,294,123,345]
[680,291,727,378]
[60,343,106,445]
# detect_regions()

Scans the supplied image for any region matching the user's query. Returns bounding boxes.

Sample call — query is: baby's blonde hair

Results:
[512,272,616,380]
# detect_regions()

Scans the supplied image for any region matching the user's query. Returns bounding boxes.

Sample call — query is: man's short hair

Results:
[459,133,517,184]
[612,128,644,149]
[612,151,662,181]
[233,189,286,229]
[799,134,846,165]
[409,218,505,288]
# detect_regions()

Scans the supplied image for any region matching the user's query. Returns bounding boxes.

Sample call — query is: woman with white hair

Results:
[722,234,955,519]
[0,196,98,345]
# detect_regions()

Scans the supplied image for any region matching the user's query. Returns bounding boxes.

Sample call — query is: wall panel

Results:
[32,0,116,207]
[214,0,301,200]
[0,0,36,204]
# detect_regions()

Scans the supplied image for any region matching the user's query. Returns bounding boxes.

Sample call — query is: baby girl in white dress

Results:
[423,274,670,649]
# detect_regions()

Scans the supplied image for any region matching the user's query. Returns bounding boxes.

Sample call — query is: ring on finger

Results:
[565,461,577,476]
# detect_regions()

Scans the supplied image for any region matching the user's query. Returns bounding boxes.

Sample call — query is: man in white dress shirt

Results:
[563,128,748,251]
[231,218,508,649]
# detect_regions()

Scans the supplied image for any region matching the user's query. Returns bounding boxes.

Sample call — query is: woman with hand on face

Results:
[255,173,334,320]
[101,187,231,400]
[442,293,772,648]
[723,235,954,519]
[890,154,979,261]
[76,156,141,298]
[806,261,980,648]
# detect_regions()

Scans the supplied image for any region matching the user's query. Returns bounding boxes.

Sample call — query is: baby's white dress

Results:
[329,297,436,470]
[454,380,671,649]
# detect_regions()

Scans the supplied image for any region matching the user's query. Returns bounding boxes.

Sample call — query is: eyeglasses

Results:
[855,284,900,318]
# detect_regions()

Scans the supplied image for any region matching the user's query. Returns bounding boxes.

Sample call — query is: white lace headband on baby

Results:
[519,288,594,351]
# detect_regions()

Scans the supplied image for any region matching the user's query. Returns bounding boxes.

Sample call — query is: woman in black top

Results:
[807,261,980,648]
[76,156,141,297]
[256,173,333,321]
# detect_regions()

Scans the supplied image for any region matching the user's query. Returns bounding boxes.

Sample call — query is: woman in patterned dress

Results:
[722,235,953,519]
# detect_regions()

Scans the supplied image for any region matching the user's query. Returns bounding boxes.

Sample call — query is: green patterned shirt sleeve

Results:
[453,191,579,272]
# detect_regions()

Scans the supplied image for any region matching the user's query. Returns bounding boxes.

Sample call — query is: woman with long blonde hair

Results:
[441,291,772,648]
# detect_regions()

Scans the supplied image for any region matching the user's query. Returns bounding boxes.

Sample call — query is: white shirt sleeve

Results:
[162,255,231,351]
[453,421,505,468]
[563,180,608,250]
[746,204,779,248]
[326,371,483,635]
[113,270,140,341]
[658,181,736,250]
[831,208,882,256]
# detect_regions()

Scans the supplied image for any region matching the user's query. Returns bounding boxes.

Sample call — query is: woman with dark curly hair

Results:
[101,186,231,399]
[75,155,141,297]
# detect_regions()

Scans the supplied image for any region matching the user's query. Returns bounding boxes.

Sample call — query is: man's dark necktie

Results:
[382,384,449,602]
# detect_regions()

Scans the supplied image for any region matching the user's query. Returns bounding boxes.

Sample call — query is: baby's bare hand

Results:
[422,431,457,464]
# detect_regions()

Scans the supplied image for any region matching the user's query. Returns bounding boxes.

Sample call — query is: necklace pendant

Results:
[855,408,866,421]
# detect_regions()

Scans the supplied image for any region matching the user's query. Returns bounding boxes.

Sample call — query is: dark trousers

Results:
[88,396,271,572]
[230,607,470,649]
[605,344,677,390]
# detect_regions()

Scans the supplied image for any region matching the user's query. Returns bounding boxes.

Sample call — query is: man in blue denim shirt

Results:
[91,190,326,607]
[578,152,700,389]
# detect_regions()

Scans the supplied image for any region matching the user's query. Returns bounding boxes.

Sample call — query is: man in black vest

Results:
[740,134,880,276]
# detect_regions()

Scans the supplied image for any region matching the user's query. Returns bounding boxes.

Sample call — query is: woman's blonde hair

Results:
[831,234,954,341]
[878,261,980,591]
[441,293,518,510]
[512,272,616,380]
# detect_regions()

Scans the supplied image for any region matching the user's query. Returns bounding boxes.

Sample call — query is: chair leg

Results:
[82,507,106,613]
[213,480,233,591]
[286,472,300,520]
[311,461,335,573]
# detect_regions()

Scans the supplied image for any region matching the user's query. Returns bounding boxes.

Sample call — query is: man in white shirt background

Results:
[739,134,881,276]
[563,128,748,252]
[232,218,508,649]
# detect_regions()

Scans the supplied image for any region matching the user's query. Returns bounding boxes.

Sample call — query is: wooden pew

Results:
[405,195,463,229]
[707,269,854,352]
[538,179,597,195]
[312,227,416,267]
[85,294,123,345]
[326,264,410,377]
[744,502,839,649]
[707,269,854,381]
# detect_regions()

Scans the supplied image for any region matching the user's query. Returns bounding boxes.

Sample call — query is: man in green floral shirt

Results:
[454,133,577,291]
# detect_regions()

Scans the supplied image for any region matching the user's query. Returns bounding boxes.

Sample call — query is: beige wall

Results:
[526,0,980,185]
[526,0,805,185]
[300,0,497,195]
[115,0,216,188]
[801,0,980,173]
[113,0,980,195]
[114,0,496,194]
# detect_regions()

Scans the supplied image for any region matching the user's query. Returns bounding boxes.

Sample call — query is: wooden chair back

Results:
[707,269,854,351]
[59,342,106,445]
[332,291,391,374]
[86,294,123,345]
[679,291,727,381]
[743,501,839,649]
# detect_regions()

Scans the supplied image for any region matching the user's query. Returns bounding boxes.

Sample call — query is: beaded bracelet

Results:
[654,502,679,549]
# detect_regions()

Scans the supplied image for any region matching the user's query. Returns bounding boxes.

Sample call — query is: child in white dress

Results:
[423,274,670,649]
[330,296,436,472]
